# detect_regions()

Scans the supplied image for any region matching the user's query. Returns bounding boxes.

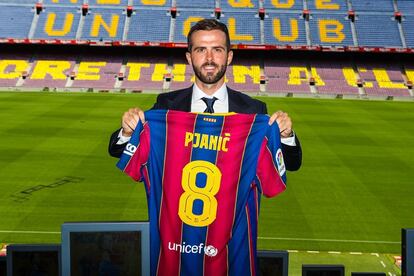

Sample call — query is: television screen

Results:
[302,264,345,276]
[6,244,60,276]
[61,221,149,276]
[402,228,414,276]
[257,250,288,276]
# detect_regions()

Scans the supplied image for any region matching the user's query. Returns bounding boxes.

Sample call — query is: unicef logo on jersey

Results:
[123,143,137,157]
[168,242,218,257]
[204,245,218,257]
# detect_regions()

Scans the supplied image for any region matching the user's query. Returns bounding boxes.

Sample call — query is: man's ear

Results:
[227,50,233,65]
[186,51,192,65]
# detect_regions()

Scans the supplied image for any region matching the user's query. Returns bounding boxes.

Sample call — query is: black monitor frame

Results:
[257,250,289,276]
[61,221,149,276]
[302,264,345,276]
[402,228,414,276]
[6,244,61,276]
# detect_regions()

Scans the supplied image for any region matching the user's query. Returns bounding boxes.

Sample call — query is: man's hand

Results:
[121,108,145,137]
[269,111,293,138]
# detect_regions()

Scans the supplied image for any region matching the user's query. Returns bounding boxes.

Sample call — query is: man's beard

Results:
[193,61,227,85]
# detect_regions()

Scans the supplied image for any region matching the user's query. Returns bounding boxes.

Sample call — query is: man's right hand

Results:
[121,108,145,137]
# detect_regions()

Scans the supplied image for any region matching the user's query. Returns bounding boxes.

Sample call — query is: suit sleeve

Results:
[116,120,151,182]
[256,123,287,198]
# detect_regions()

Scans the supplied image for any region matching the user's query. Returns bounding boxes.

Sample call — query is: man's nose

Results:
[206,50,213,61]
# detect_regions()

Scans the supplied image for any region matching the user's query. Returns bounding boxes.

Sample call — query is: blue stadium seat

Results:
[88,0,129,7]
[220,0,259,11]
[309,13,353,46]
[220,11,261,44]
[127,9,171,42]
[0,6,33,39]
[42,0,85,5]
[0,0,37,4]
[350,0,394,12]
[307,0,348,12]
[33,7,80,40]
[132,0,172,7]
[174,10,215,43]
[402,17,414,48]
[80,7,125,41]
[264,12,307,45]
[396,0,414,15]
[354,14,402,47]
[176,0,215,9]
[263,0,303,11]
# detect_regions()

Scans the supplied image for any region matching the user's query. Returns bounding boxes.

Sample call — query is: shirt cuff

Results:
[281,132,296,146]
[116,129,131,145]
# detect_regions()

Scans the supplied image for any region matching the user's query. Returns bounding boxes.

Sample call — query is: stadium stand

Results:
[264,59,312,94]
[349,0,395,12]
[120,55,169,91]
[33,6,81,40]
[0,0,413,99]
[264,12,308,46]
[307,0,349,12]
[80,7,125,41]
[356,61,410,97]
[227,53,261,92]
[176,0,215,9]
[310,60,360,95]
[0,5,33,39]
[354,14,403,48]
[128,9,171,42]
[308,12,353,47]
[263,0,303,10]
[401,16,414,49]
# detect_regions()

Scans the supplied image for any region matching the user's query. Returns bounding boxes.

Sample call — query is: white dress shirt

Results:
[117,83,296,146]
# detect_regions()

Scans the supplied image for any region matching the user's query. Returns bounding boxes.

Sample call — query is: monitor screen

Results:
[0,256,6,276]
[61,221,149,276]
[302,264,345,276]
[257,250,288,276]
[6,244,60,276]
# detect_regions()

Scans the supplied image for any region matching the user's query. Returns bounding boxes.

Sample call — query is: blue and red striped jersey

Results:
[117,110,287,276]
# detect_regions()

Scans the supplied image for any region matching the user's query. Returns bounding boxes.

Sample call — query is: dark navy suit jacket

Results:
[109,87,302,171]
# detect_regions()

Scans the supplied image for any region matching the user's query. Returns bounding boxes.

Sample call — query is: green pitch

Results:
[0,92,412,274]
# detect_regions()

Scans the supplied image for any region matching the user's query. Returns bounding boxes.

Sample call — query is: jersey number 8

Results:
[178,161,221,227]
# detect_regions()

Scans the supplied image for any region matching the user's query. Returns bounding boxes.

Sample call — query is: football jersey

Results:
[117,110,287,276]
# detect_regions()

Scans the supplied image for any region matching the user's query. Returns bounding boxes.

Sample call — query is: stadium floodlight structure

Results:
[61,221,149,276]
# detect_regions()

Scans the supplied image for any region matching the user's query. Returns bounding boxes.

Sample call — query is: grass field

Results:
[0,91,413,274]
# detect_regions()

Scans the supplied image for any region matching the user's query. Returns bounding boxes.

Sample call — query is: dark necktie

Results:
[201,97,217,113]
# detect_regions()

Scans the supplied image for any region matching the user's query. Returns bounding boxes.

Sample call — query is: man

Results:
[109,19,302,171]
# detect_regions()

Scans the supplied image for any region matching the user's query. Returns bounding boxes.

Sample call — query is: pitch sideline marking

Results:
[258,236,399,244]
[0,230,60,234]
[0,230,401,245]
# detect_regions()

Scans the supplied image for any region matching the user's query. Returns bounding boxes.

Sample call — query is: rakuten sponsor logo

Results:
[168,242,218,257]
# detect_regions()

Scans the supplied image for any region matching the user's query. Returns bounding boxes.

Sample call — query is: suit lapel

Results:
[228,88,247,113]
[170,87,193,112]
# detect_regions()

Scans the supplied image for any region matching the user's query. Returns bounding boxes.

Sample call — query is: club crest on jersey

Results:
[184,132,231,152]
[276,149,286,175]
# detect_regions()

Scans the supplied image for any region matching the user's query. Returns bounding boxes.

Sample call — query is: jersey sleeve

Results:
[256,123,287,198]
[116,120,151,182]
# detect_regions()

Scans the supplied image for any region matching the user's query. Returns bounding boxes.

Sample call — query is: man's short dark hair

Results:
[187,19,231,52]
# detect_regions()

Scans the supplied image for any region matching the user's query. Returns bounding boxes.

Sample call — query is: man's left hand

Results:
[269,111,293,138]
